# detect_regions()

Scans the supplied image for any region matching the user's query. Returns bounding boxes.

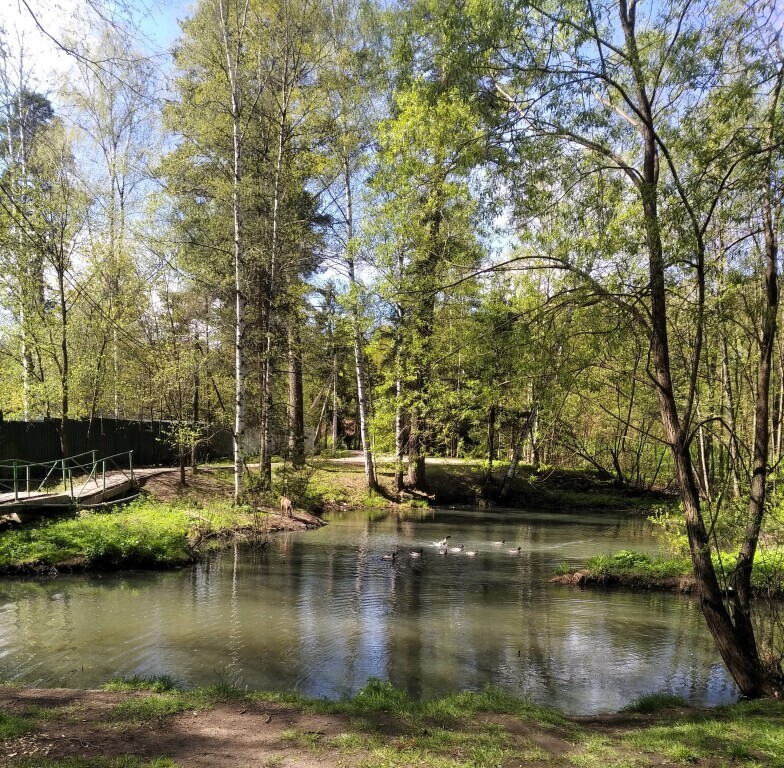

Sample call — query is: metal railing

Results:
[0,450,135,505]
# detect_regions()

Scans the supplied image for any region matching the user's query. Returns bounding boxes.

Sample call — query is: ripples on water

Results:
[0,507,738,713]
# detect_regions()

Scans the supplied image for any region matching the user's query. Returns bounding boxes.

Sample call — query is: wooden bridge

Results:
[0,451,165,516]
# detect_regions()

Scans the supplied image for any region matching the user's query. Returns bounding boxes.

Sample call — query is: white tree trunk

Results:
[215,0,249,504]
[344,159,376,489]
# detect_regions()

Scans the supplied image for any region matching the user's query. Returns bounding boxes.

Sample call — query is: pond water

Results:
[0,506,738,714]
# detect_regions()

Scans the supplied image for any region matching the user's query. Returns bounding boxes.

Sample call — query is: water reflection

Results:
[0,507,738,713]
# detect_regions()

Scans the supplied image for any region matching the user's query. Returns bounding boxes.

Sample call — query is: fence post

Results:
[62,459,67,491]
[13,459,18,502]
[102,459,106,496]
[129,451,134,483]
[26,464,30,496]
[69,469,74,501]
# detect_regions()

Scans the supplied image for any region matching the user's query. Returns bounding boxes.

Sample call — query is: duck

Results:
[433,535,451,547]
[492,540,505,547]
[438,547,448,555]
[465,549,478,557]
[449,544,464,553]
[409,548,424,558]
[507,547,522,555]
[381,551,397,561]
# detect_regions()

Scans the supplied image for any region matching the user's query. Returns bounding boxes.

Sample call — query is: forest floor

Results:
[248,451,670,514]
[2,683,783,768]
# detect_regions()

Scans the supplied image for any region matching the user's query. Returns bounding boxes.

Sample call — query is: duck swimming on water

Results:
[382,551,397,561]
[450,544,464,553]
[433,536,451,547]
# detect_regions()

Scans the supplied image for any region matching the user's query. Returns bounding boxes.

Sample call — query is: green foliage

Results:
[648,505,690,557]
[621,692,689,713]
[586,550,690,579]
[361,491,390,509]
[0,498,250,572]
[0,501,195,570]
[352,677,412,713]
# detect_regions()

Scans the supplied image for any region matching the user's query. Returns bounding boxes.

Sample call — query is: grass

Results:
[3,681,784,767]
[0,710,36,739]
[107,695,193,722]
[0,497,266,572]
[0,500,194,570]
[563,548,784,594]
[302,458,661,512]
[622,699,784,767]
[621,691,689,713]
[9,760,180,768]
[586,549,690,579]
[103,675,180,693]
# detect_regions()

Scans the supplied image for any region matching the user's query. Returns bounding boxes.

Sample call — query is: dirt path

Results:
[1,688,347,767]
[0,685,691,768]
[0,686,580,768]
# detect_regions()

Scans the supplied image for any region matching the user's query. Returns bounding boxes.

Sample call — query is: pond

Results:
[0,506,737,714]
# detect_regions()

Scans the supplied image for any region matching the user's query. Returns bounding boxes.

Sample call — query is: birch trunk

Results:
[259,73,288,489]
[343,159,377,489]
[215,0,249,504]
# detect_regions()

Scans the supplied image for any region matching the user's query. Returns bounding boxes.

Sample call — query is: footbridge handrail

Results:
[0,450,135,503]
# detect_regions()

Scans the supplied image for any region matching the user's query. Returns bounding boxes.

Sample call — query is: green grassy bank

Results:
[553,548,784,596]
[0,498,269,574]
[2,678,783,767]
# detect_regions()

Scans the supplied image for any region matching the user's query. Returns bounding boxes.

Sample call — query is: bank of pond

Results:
[2,678,784,768]
[0,499,323,574]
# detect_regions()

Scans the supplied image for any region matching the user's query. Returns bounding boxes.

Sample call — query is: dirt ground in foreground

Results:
[0,686,682,768]
[0,687,580,768]
[2,687,355,768]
